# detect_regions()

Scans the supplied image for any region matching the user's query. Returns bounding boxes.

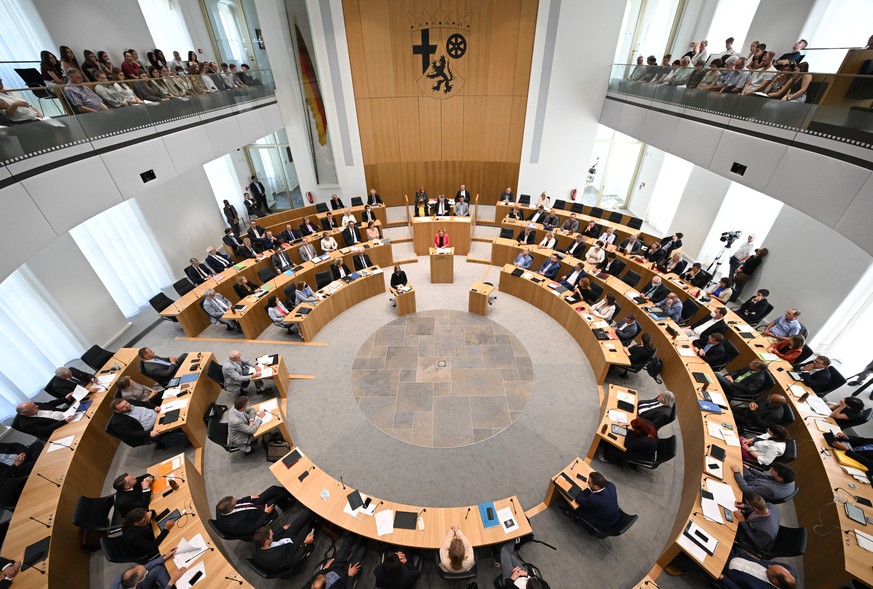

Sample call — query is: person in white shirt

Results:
[598,228,616,245]
[497,540,547,589]
[591,294,617,322]
[535,192,550,209]
[684,306,726,337]
[742,52,777,94]
[538,231,557,249]
[341,208,356,227]
[0,78,45,121]
[586,242,606,265]
[691,39,709,65]
[320,231,338,252]
[729,234,756,278]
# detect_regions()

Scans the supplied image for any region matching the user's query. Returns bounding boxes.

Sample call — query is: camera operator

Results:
[728,233,755,279]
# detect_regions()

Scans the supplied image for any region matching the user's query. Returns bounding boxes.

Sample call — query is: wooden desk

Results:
[429,247,455,283]
[468,282,494,316]
[587,384,639,459]
[146,454,253,588]
[262,204,388,238]
[271,449,532,548]
[391,285,416,316]
[251,354,290,398]
[152,353,220,472]
[544,458,594,509]
[284,270,386,341]
[412,217,471,255]
[494,203,659,244]
[0,349,141,589]
[251,397,293,446]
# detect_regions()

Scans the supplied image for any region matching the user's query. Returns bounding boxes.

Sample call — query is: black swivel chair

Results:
[99,533,155,564]
[627,435,677,470]
[518,194,531,205]
[246,541,314,579]
[434,552,477,583]
[621,270,641,288]
[207,417,238,454]
[72,494,118,533]
[350,196,364,207]
[0,477,27,511]
[619,349,658,379]
[568,508,637,540]
[149,293,179,325]
[678,298,700,326]
[315,271,332,290]
[839,408,873,433]
[80,345,114,371]
[207,517,253,542]
[607,211,623,223]
[770,486,800,505]
[499,227,515,239]
[627,217,643,229]
[586,283,604,305]
[552,199,566,210]
[819,367,847,397]
[794,344,815,365]
[609,260,626,277]
[711,341,739,372]
[736,526,807,560]
[589,207,604,219]
[13,68,61,114]
[374,550,424,589]
[173,278,195,297]
[258,267,278,283]
[570,202,585,214]
[206,360,225,390]
[315,202,329,213]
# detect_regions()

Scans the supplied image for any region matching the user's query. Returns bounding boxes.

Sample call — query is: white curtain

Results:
[70,201,173,318]
[0,0,54,87]
[137,0,196,58]
[0,269,83,416]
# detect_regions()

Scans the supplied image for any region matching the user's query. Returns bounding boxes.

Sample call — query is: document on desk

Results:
[62,402,81,419]
[677,532,708,563]
[704,458,724,480]
[375,509,394,536]
[161,398,189,413]
[677,347,696,357]
[855,529,873,552]
[497,507,520,534]
[260,398,278,412]
[72,385,90,401]
[258,367,274,379]
[806,395,831,416]
[342,493,377,518]
[162,387,182,398]
[96,374,115,387]
[708,392,728,408]
[757,352,779,362]
[788,384,806,397]
[816,420,841,434]
[616,391,636,404]
[608,410,628,424]
[721,428,740,447]
[48,434,75,452]
[685,521,719,555]
[705,479,737,510]
[175,561,206,589]
[707,422,725,440]
[173,533,207,568]
[593,321,610,329]
[701,498,724,524]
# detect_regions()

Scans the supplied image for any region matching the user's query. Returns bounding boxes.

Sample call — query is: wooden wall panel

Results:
[343,0,537,205]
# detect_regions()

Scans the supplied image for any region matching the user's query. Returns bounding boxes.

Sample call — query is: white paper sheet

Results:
[816,420,841,433]
[173,533,208,568]
[161,398,190,412]
[342,493,377,518]
[258,367,274,379]
[256,355,274,366]
[175,561,206,589]
[788,384,807,397]
[686,521,719,554]
[806,396,831,416]
[757,352,779,361]
[677,347,696,357]
[96,374,115,386]
[71,385,90,401]
[171,456,182,470]
[497,507,520,534]
[62,402,81,418]
[721,429,741,447]
[708,392,728,408]
[855,529,873,552]
[842,465,868,478]
[260,398,278,412]
[608,410,628,423]
[704,458,724,479]
[616,391,635,404]
[677,532,708,563]
[701,498,724,524]
[375,509,394,536]
[259,412,273,425]
[162,387,182,398]
[48,435,75,452]
[705,479,738,510]
[707,422,725,439]
[593,321,610,329]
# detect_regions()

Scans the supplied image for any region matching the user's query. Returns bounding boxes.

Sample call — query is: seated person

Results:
[272,247,293,274]
[454,195,470,216]
[767,335,805,364]
[184,258,214,285]
[542,210,560,230]
[717,360,768,401]
[298,236,319,262]
[330,194,344,210]
[353,251,373,272]
[733,395,788,437]
[205,246,233,272]
[572,277,594,304]
[138,347,186,385]
[680,262,708,287]
[717,550,796,589]
[299,216,318,236]
[565,233,587,258]
[223,229,243,256]
[731,462,797,503]
[738,289,770,323]
[431,195,452,216]
[203,289,240,331]
[572,471,620,531]
[684,307,727,339]
[281,223,302,243]
[322,212,339,230]
[229,396,266,454]
[740,425,789,466]
[559,262,587,289]
[527,205,547,224]
[0,440,44,478]
[499,187,514,203]
[413,197,430,218]
[341,208,356,227]
[108,398,187,448]
[561,213,580,234]
[266,296,291,325]
[362,204,377,223]
[117,376,161,404]
[305,535,365,588]
[516,226,536,245]
[390,266,408,289]
[331,258,352,280]
[121,507,175,557]
[234,276,259,299]
[321,231,339,252]
[365,221,381,241]
[239,237,260,259]
[246,220,267,243]
[214,485,292,537]
[733,494,780,552]
[828,397,865,425]
[439,525,474,573]
[513,248,533,270]
[497,540,548,589]
[537,254,561,279]
[113,553,188,589]
[342,221,362,246]
[112,472,154,517]
[639,275,669,303]
[591,294,617,322]
[598,228,616,246]
[653,292,683,323]
[636,391,675,429]
[596,252,622,276]
[581,220,599,239]
[794,355,833,394]
[707,277,733,303]
[223,351,272,396]
[615,314,640,346]
[585,242,606,266]
[642,242,666,266]
[292,281,320,306]
[763,309,801,340]
[45,366,98,400]
[617,234,642,255]
[367,188,383,206]
[434,228,450,249]
[602,417,658,465]
[657,250,686,275]
[693,332,726,366]
[251,509,316,574]
[831,432,873,471]
[538,230,557,249]
[13,400,73,440]
[623,333,656,367]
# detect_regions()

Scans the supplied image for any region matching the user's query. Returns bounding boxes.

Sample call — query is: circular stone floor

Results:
[352,310,533,448]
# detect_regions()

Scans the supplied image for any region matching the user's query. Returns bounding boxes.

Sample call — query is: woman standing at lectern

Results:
[434,228,450,249]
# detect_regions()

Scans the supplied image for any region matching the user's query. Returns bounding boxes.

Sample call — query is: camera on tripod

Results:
[720,230,741,247]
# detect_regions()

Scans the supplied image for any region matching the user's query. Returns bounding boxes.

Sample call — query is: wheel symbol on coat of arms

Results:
[446,34,467,59]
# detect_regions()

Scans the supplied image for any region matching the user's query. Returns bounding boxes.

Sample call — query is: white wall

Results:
[626,146,665,219]
[667,167,731,259]
[516,0,626,199]
[745,0,816,57]
[670,0,718,56]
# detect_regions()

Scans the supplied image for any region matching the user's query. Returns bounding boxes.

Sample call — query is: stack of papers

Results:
[375,509,394,536]
[72,385,90,401]
[497,507,520,534]
[173,534,208,568]
[704,479,737,510]
[616,391,636,404]
[176,562,206,589]
[48,435,76,453]
[701,498,724,524]
[855,529,873,552]
[721,428,740,447]
[677,347,696,357]
[788,384,807,397]
[757,352,779,362]
[256,355,275,366]
[162,387,183,398]
[343,494,378,518]
[707,422,725,439]
[708,392,728,408]
[161,398,189,413]
[96,374,115,387]
[608,410,628,423]
[593,321,610,329]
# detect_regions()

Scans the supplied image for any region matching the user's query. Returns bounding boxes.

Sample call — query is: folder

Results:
[835,450,869,472]
[393,511,418,530]
[478,502,499,528]
[22,536,50,571]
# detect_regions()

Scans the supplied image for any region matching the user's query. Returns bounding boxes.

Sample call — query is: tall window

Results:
[812,264,873,370]
[70,201,173,318]
[644,153,693,233]
[0,269,83,416]
[137,0,196,57]
[0,0,54,87]
[804,0,873,72]
[705,0,759,60]
[205,153,246,226]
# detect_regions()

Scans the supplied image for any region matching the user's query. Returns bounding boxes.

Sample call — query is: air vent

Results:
[140,170,157,183]
[730,162,747,176]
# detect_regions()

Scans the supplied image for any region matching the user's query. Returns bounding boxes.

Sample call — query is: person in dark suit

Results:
[542,211,560,230]
[184,258,214,285]
[680,262,709,288]
[261,231,281,252]
[0,557,21,588]
[516,226,536,245]
[686,308,728,339]
[223,229,243,256]
[247,220,267,243]
[112,472,154,517]
[731,248,768,301]
[342,221,362,246]
[431,195,452,216]
[581,220,600,239]
[330,194,344,210]
[367,188,384,206]
[615,314,641,346]
[251,509,316,573]
[596,252,623,277]
[249,175,270,213]
[390,266,408,289]
[572,472,620,531]
[223,199,241,234]
[0,440,43,478]
[639,276,669,303]
[331,258,352,280]
[693,332,726,366]
[738,289,770,323]
[559,262,587,289]
[832,432,873,471]
[527,205,547,224]
[623,333,656,367]
[281,223,302,244]
[44,366,97,400]
[718,360,768,401]
[322,212,339,231]
[12,400,71,440]
[214,486,291,537]
[537,254,561,279]
[718,551,796,589]
[107,398,187,448]
[361,205,377,223]
[732,394,788,434]
[454,184,470,203]
[299,216,318,236]
[618,235,642,255]
[137,347,186,385]
[122,508,173,558]
[239,237,259,259]
[660,232,683,253]
[205,247,233,273]
[304,535,365,589]
[794,356,833,394]
[271,248,292,273]
[565,234,587,258]
[353,252,372,271]
[374,550,420,589]
[637,391,675,429]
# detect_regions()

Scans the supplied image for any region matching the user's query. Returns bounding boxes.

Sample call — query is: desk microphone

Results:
[464,507,471,520]
[417,508,427,517]
[340,477,345,490]
[510,497,517,515]
[571,458,579,469]
[29,515,52,528]
[50,440,76,451]
[36,473,61,487]
[803,415,827,423]
[267,411,281,420]
[225,575,244,585]
[160,474,186,483]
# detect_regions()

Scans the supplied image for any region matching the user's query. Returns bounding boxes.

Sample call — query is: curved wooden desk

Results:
[411,217,471,255]
[270,449,531,549]
[260,204,388,238]
[494,202,659,244]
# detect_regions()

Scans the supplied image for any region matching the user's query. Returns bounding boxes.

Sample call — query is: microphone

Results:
[340,477,345,490]
[182,546,214,564]
[510,497,517,515]
[225,576,244,585]
[36,473,61,487]
[29,515,52,528]
[571,458,579,469]
[417,508,427,517]
[464,507,471,520]
[50,440,76,451]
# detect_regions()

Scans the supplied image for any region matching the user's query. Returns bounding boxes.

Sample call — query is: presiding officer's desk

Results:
[260,203,388,237]
[271,449,532,548]
[0,348,141,589]
[411,216,472,255]
[283,268,386,341]
[146,454,254,588]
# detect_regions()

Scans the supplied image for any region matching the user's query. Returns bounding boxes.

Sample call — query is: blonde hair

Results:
[448,537,465,570]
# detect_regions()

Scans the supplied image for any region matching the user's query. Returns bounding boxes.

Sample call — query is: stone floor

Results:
[352,311,534,447]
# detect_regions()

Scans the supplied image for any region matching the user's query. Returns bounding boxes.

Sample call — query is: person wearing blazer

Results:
[299,217,318,236]
[353,253,372,271]
[223,229,242,256]
[239,238,259,260]
[507,206,524,222]
[261,231,281,252]
[184,258,214,285]
[615,315,641,346]
[639,277,670,303]
[280,224,302,244]
[331,259,352,280]
[573,472,620,530]
[367,189,384,206]
[0,440,42,478]
[202,290,239,331]
[596,253,623,277]
[431,196,452,216]
[249,176,270,213]
[794,356,834,394]
[537,254,561,279]
[454,185,471,203]
[321,212,339,231]
[251,510,316,574]
[527,206,547,224]
[107,398,187,448]
[618,235,642,255]
[214,486,290,537]
[688,309,728,340]
[719,552,796,589]
[271,248,292,274]
[205,247,233,273]
[516,227,536,245]
[694,333,726,367]
[342,222,362,247]
[298,237,319,263]
[637,391,675,429]
[738,290,770,323]
[137,347,186,385]
[305,536,366,589]
[121,508,172,558]
[681,263,709,288]
[234,277,259,299]
[12,399,71,440]
[228,396,264,453]
[361,205,377,223]
[44,366,96,400]
[374,551,420,589]
[330,194,344,210]
[718,360,768,401]
[247,221,267,243]
[112,472,154,517]
[565,234,587,258]
[433,228,450,249]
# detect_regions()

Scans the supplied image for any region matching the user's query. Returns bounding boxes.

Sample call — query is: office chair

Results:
[626,435,677,470]
[839,407,873,434]
[80,345,114,371]
[570,202,585,214]
[258,267,278,283]
[100,533,155,564]
[0,477,27,511]
[149,293,179,325]
[173,278,194,297]
[13,68,62,114]
[586,283,604,305]
[607,211,623,223]
[518,194,531,205]
[315,271,332,290]
[205,360,225,390]
[207,517,253,542]
[483,281,497,305]
[621,270,641,288]
[589,207,604,219]
[207,417,238,454]
[246,541,314,579]
[770,486,799,505]
[315,202,329,213]
[618,349,657,379]
[350,196,364,207]
[434,551,477,582]
[552,199,566,210]
[72,494,118,533]
[627,217,643,229]
[794,344,815,365]
[499,227,515,239]
[819,367,847,397]
[736,525,807,560]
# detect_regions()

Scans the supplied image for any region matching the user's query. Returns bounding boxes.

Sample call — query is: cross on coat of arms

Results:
[409,9,470,99]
